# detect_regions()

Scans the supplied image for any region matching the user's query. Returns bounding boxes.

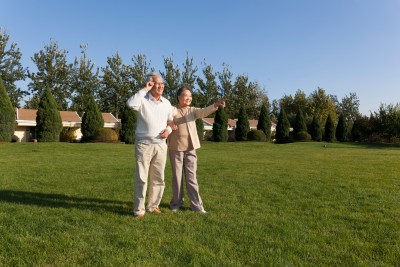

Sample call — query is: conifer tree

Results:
[81,94,104,142]
[336,113,347,142]
[235,106,250,141]
[36,87,63,142]
[324,114,335,142]
[120,107,137,144]
[293,108,309,141]
[213,107,228,142]
[196,118,204,141]
[275,106,291,143]
[310,115,322,141]
[257,102,272,141]
[0,77,16,142]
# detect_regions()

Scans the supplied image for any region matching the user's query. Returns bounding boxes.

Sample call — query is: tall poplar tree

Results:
[0,77,16,142]
[197,61,219,108]
[181,52,198,90]
[218,63,234,119]
[28,40,73,110]
[160,56,181,105]
[100,52,133,118]
[131,54,150,90]
[70,45,100,116]
[0,30,28,107]
[36,87,63,142]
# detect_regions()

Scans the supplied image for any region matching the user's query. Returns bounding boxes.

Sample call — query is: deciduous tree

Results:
[28,40,73,110]
[197,60,219,108]
[100,52,133,118]
[70,45,100,116]
[160,55,181,105]
[0,30,27,107]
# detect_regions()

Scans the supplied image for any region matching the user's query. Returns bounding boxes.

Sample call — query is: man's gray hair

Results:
[146,71,161,82]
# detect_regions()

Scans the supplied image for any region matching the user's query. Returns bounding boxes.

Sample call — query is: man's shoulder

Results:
[160,96,172,106]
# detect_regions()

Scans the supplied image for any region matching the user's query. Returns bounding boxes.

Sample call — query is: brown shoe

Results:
[134,214,145,219]
[149,207,161,215]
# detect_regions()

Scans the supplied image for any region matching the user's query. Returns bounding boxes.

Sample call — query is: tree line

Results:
[1,29,400,143]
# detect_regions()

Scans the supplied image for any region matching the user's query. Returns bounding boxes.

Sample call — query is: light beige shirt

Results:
[168,104,218,151]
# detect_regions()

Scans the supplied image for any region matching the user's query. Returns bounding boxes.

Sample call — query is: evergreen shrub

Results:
[120,107,136,144]
[81,94,104,142]
[94,128,119,142]
[213,108,228,142]
[294,130,311,142]
[60,128,77,142]
[247,130,267,141]
[36,88,63,142]
[11,135,19,142]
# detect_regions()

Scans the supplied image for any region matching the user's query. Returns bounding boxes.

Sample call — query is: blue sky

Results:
[2,0,400,115]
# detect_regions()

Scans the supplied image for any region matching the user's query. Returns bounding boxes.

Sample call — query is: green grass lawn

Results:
[0,141,399,266]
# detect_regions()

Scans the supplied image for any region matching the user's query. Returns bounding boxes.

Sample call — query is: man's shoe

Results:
[198,209,207,214]
[149,207,161,215]
[134,214,145,219]
[171,208,179,212]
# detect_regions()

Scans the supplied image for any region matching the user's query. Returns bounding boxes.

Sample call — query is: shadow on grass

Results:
[0,190,132,216]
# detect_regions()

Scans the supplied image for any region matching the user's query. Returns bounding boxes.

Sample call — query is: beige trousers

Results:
[169,150,204,211]
[134,142,167,216]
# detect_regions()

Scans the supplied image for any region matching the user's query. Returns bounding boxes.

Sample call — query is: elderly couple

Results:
[126,72,225,219]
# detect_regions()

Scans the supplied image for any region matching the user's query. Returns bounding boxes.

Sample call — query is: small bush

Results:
[247,130,267,141]
[60,128,77,142]
[11,135,19,143]
[204,131,213,141]
[93,128,119,142]
[294,131,312,142]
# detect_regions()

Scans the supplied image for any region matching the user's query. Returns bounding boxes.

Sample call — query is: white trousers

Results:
[134,142,167,216]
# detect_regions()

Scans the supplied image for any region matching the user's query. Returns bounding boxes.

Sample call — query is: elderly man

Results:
[126,72,173,219]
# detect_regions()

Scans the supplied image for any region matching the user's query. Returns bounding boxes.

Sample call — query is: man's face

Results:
[150,76,164,99]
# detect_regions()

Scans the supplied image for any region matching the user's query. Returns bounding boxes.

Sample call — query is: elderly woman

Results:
[167,87,225,213]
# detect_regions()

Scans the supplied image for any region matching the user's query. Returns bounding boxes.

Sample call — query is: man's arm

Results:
[126,82,154,110]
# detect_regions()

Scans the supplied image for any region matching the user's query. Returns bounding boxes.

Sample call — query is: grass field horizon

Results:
[0,141,399,266]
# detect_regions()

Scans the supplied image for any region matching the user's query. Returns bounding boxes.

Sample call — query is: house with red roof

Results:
[14,108,120,142]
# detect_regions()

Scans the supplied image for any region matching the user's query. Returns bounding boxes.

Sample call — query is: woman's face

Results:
[178,89,192,107]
